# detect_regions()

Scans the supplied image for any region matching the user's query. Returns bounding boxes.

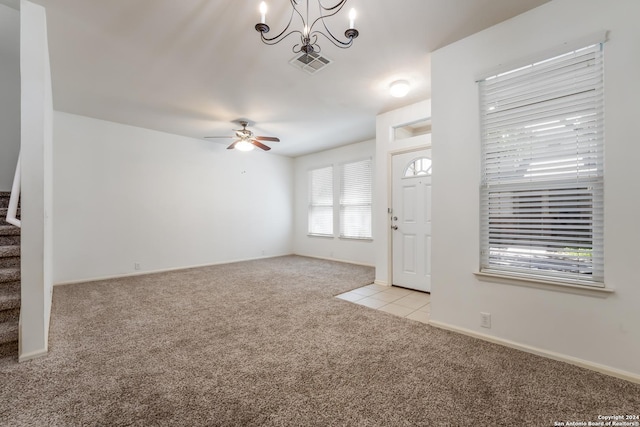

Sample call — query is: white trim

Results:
[338,236,373,242]
[294,254,374,268]
[474,272,613,295]
[475,30,608,82]
[307,233,334,239]
[373,279,390,287]
[18,348,48,362]
[6,151,21,228]
[428,320,640,385]
[53,253,294,286]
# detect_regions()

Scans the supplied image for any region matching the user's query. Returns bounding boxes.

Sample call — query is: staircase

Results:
[0,191,20,359]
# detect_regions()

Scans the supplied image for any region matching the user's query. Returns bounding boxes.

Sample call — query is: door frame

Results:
[387,144,432,288]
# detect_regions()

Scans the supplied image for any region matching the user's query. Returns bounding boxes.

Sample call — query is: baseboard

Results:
[19,348,48,363]
[374,280,390,287]
[297,254,375,268]
[428,320,640,385]
[53,253,295,286]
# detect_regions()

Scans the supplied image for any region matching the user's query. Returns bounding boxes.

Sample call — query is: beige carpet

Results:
[0,255,638,426]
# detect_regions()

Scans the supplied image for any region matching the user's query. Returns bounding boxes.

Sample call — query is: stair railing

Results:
[6,151,21,228]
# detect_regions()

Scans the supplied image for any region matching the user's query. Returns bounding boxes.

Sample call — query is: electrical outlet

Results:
[480,312,491,329]
[134,262,141,270]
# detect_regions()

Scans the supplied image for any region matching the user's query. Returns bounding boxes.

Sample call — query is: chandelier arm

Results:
[290,0,306,28]
[317,0,348,13]
[261,29,304,46]
[258,5,300,45]
[312,29,354,49]
[308,0,347,34]
[255,0,358,52]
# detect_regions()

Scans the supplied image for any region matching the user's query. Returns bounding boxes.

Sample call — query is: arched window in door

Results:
[404,157,432,178]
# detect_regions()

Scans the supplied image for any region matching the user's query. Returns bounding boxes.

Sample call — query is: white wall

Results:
[374,100,431,285]
[293,140,375,266]
[431,0,640,378]
[0,3,20,192]
[53,112,293,284]
[19,0,54,361]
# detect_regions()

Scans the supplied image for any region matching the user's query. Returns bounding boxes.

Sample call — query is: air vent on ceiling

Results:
[289,52,332,75]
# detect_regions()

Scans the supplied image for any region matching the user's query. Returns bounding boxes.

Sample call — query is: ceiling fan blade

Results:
[227,140,241,150]
[255,136,280,142]
[204,136,233,139]
[251,139,271,151]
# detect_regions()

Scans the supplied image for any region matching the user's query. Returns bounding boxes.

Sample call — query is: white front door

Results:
[391,149,432,292]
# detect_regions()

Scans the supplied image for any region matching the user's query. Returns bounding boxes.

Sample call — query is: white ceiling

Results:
[26,0,549,157]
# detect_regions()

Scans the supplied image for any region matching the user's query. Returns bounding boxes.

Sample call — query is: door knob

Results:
[392,216,398,221]
[391,225,398,230]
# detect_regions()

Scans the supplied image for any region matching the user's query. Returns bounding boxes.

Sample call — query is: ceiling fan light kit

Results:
[205,121,280,152]
[255,0,359,55]
[235,140,255,152]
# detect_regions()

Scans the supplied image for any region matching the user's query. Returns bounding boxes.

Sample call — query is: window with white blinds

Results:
[340,158,373,239]
[478,42,605,286]
[308,166,334,236]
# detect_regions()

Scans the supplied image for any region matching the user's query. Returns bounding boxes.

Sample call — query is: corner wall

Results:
[431,0,640,378]
[19,0,54,360]
[53,112,293,284]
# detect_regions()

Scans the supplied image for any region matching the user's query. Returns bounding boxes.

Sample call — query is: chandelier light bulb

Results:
[259,2,267,24]
[236,140,255,152]
[390,80,410,98]
[349,8,356,29]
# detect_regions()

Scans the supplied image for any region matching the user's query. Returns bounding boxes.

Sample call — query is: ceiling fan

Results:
[204,121,280,151]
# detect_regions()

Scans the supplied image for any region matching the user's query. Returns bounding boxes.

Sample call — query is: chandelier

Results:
[254,0,359,54]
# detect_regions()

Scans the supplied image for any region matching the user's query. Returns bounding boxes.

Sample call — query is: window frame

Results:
[478,41,605,288]
[307,165,334,237]
[339,157,373,240]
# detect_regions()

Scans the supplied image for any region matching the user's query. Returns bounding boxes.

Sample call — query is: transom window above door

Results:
[404,157,432,177]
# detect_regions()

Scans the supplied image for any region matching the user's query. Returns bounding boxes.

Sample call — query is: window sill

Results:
[307,234,334,239]
[339,236,373,242]
[474,271,614,296]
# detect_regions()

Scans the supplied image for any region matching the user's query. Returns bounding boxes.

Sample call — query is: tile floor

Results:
[335,284,431,324]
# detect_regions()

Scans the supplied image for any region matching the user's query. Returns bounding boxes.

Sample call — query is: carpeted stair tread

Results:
[0,193,11,210]
[0,245,20,269]
[0,207,20,215]
[0,208,21,226]
[0,307,19,324]
[0,281,20,311]
[0,321,18,345]
[0,225,20,236]
[0,234,20,246]
[0,246,20,258]
[0,193,19,359]
[0,267,20,283]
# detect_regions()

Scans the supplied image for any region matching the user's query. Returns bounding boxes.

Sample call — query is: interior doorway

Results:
[391,148,432,292]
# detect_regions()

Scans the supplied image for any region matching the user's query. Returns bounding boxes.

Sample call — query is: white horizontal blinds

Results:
[479,43,604,286]
[340,159,372,239]
[308,166,333,235]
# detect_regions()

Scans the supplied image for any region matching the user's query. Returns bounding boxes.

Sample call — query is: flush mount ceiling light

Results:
[389,80,410,98]
[255,0,359,55]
